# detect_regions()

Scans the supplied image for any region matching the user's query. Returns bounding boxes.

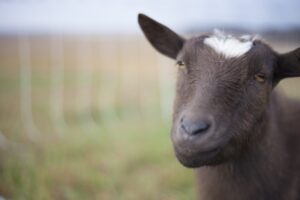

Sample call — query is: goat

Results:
[138,13,300,200]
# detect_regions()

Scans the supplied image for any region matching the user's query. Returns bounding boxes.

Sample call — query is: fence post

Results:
[50,34,68,136]
[156,55,175,121]
[97,36,120,123]
[76,36,101,131]
[19,35,39,141]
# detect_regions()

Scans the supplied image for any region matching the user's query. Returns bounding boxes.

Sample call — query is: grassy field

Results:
[0,34,299,200]
[0,35,194,200]
[0,120,195,200]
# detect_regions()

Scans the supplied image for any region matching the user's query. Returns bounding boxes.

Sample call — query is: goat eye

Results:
[254,73,266,83]
[176,61,185,69]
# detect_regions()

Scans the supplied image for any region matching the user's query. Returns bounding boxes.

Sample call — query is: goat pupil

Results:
[176,61,185,68]
[255,73,266,83]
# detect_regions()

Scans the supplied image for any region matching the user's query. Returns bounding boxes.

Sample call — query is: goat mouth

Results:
[174,146,222,168]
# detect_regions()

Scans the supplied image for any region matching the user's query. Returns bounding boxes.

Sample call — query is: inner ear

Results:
[138,13,185,59]
[276,47,300,79]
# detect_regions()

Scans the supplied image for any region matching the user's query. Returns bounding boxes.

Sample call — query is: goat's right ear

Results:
[138,13,185,59]
[275,48,300,79]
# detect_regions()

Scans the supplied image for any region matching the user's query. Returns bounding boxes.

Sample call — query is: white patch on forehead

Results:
[204,29,256,58]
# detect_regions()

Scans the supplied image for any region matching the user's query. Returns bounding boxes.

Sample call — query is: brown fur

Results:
[138,13,300,200]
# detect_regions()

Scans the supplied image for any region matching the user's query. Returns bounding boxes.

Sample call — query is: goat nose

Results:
[180,117,210,136]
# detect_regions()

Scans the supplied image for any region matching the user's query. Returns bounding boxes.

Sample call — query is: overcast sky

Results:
[0,0,300,34]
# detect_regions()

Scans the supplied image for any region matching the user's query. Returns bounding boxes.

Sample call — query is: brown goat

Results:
[138,14,300,200]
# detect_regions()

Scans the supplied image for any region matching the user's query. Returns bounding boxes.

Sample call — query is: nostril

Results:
[180,117,210,136]
[192,121,210,135]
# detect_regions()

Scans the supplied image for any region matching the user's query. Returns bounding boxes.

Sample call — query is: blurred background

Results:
[0,0,300,199]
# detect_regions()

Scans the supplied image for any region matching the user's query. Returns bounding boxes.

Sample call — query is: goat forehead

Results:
[183,40,249,73]
[181,34,275,78]
[203,30,256,58]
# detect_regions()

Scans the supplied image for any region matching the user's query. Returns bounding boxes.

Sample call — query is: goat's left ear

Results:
[138,13,185,59]
[276,48,300,79]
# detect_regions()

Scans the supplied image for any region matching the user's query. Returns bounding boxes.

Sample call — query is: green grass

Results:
[0,35,194,199]
[0,120,195,200]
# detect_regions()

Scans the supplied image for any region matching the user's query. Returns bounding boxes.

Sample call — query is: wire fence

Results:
[1,33,300,143]
[0,34,176,141]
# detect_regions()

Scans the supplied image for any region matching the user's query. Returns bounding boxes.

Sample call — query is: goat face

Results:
[171,38,276,167]
[138,13,300,168]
